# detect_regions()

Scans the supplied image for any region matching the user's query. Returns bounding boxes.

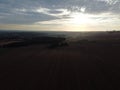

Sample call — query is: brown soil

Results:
[0,43,120,90]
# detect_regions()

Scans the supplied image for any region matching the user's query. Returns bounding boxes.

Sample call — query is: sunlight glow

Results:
[34,12,120,31]
[68,13,95,25]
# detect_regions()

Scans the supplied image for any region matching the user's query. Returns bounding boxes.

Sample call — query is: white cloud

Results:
[80,7,86,12]
[35,12,120,27]
[50,9,71,16]
[36,7,50,14]
[15,8,27,12]
[36,7,71,17]
[98,0,119,5]
[0,0,119,27]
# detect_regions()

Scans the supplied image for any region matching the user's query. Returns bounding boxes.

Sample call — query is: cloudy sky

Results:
[0,0,120,31]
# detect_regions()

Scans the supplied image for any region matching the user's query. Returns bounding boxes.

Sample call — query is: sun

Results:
[69,13,94,25]
[62,12,97,31]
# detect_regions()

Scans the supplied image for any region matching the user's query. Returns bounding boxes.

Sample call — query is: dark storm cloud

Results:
[0,0,119,24]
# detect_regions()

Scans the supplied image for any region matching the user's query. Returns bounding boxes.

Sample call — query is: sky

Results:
[0,0,120,31]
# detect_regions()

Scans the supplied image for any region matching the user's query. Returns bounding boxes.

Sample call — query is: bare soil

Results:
[0,42,120,90]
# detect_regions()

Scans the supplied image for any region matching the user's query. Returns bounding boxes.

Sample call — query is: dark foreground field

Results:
[0,31,120,90]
